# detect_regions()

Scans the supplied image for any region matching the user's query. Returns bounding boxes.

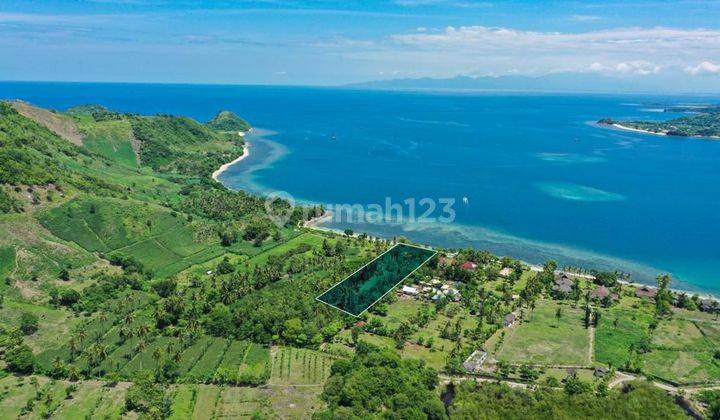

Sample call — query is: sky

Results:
[1,0,720,90]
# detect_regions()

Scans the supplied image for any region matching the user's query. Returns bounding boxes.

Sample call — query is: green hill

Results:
[207,110,251,132]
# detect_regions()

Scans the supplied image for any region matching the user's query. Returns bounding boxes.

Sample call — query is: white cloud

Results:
[391,26,720,51]
[394,0,493,7]
[570,15,601,22]
[355,25,720,78]
[588,61,661,75]
[684,61,720,76]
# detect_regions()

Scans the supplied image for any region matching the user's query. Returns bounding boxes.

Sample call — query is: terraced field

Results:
[38,197,222,277]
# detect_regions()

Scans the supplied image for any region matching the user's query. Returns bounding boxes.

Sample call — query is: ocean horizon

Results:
[3,81,719,294]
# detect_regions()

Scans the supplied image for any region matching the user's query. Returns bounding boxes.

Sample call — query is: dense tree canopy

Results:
[316,342,446,419]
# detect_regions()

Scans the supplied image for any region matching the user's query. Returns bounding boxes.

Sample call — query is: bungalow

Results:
[589,286,619,301]
[401,285,419,296]
[439,256,455,267]
[461,261,478,271]
[700,299,719,313]
[504,313,517,327]
[552,274,574,295]
[499,267,513,277]
[636,286,658,300]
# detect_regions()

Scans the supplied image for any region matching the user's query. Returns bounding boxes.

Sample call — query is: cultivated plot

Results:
[317,243,436,317]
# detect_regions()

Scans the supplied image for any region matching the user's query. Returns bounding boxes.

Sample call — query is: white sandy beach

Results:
[303,210,334,228]
[212,141,250,181]
[611,123,667,136]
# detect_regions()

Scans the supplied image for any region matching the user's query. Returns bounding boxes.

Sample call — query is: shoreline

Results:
[611,123,668,136]
[212,134,251,182]
[550,266,719,301]
[212,128,720,300]
[607,123,720,140]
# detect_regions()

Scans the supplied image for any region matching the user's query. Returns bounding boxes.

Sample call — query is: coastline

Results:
[608,123,720,140]
[212,139,250,182]
[611,123,667,136]
[303,211,334,228]
[210,127,720,299]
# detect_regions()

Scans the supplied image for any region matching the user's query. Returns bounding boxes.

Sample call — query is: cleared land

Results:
[493,301,590,366]
[641,314,720,384]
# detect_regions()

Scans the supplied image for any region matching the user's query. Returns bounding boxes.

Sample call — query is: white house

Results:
[401,286,419,296]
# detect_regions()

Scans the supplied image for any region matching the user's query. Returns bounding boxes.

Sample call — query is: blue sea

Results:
[2,82,719,293]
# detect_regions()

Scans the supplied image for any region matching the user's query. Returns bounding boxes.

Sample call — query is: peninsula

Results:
[598,110,720,138]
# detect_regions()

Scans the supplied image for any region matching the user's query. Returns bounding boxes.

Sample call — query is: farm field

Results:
[37,196,222,278]
[187,338,230,382]
[641,350,720,384]
[651,318,711,351]
[191,385,220,418]
[594,300,655,368]
[167,383,323,419]
[270,346,338,386]
[0,375,128,420]
[214,386,268,418]
[0,299,80,353]
[168,385,196,420]
[53,382,106,419]
[639,313,720,384]
[243,232,327,268]
[237,343,270,382]
[0,212,96,293]
[492,301,590,366]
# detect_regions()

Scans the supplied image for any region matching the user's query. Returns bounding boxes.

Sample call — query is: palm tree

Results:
[88,344,108,368]
[135,340,147,355]
[68,337,78,359]
[76,329,86,345]
[136,324,150,338]
[118,326,132,343]
[152,348,163,365]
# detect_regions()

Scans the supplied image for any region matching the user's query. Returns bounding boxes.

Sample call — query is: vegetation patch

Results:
[317,243,436,316]
[594,302,654,368]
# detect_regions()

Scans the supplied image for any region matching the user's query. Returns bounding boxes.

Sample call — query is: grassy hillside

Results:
[207,110,251,132]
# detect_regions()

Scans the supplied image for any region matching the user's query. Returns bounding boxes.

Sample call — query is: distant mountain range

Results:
[346,73,720,94]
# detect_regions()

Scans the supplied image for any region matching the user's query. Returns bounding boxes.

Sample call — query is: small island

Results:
[598,109,720,138]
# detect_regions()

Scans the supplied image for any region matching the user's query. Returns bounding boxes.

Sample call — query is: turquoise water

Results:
[2,82,719,293]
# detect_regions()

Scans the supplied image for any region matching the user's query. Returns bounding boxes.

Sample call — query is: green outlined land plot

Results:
[317,243,436,317]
